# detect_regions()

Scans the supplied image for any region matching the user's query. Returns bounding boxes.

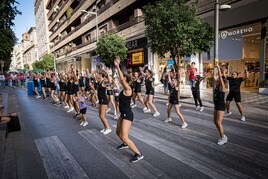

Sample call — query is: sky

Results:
[13,0,35,42]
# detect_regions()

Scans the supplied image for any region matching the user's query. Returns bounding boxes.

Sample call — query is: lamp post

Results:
[81,10,99,42]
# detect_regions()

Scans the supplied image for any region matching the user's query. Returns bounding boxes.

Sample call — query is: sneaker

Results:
[143,107,148,111]
[43,97,48,101]
[80,121,84,126]
[178,103,182,107]
[130,102,134,106]
[67,108,74,113]
[224,111,232,117]
[153,112,160,117]
[100,129,105,133]
[106,108,111,114]
[144,109,151,113]
[73,113,80,118]
[114,115,119,120]
[196,106,200,111]
[131,104,137,108]
[83,121,88,127]
[164,118,172,123]
[166,103,169,106]
[217,135,228,145]
[199,106,204,112]
[240,116,246,122]
[181,122,188,129]
[96,100,99,104]
[36,96,41,99]
[130,153,144,163]
[114,112,117,116]
[64,105,69,109]
[117,143,129,150]
[103,128,112,135]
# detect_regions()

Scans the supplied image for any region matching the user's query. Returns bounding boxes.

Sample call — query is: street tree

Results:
[0,0,21,70]
[32,54,54,70]
[144,0,213,94]
[96,33,127,69]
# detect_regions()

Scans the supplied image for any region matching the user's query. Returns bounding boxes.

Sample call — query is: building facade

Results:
[22,27,39,69]
[35,0,51,59]
[45,0,268,93]
[11,43,24,69]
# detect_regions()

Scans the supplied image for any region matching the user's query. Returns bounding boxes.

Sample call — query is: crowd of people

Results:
[2,58,248,162]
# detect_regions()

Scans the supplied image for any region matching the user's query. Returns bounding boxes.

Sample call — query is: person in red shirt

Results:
[188,62,197,88]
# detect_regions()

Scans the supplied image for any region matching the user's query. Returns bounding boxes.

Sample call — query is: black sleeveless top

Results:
[97,81,107,101]
[169,86,179,104]
[135,80,142,92]
[79,76,84,85]
[85,77,89,87]
[119,91,132,113]
[145,78,153,91]
[214,87,225,104]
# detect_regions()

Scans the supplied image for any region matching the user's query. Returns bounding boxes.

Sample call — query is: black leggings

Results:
[192,91,203,107]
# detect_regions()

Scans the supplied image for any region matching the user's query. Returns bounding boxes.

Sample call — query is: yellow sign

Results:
[132,52,144,65]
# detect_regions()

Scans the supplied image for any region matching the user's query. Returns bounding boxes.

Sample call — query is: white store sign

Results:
[220,27,253,39]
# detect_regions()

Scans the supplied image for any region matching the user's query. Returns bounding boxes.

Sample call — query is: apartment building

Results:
[11,43,24,69]
[35,0,51,59]
[22,27,39,69]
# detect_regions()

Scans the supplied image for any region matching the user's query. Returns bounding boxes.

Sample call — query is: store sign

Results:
[126,40,138,50]
[126,38,147,50]
[132,52,144,65]
[220,27,253,39]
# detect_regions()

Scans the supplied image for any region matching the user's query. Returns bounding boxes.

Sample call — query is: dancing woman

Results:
[32,72,41,98]
[97,70,112,135]
[114,58,144,163]
[131,72,146,109]
[164,71,188,129]
[113,77,120,119]
[106,69,117,116]
[213,65,228,145]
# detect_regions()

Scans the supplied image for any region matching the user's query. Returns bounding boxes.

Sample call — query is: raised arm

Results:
[114,58,131,91]
[217,65,225,90]
[244,67,248,79]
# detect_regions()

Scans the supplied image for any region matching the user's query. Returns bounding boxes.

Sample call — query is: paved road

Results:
[1,87,268,179]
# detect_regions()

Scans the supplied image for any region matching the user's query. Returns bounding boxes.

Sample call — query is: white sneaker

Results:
[199,106,204,112]
[67,108,74,113]
[114,115,119,120]
[131,104,137,108]
[83,121,88,127]
[166,103,169,106]
[181,122,188,129]
[143,107,148,111]
[37,95,41,99]
[144,109,151,113]
[196,106,200,111]
[224,111,232,117]
[240,116,246,122]
[164,118,172,123]
[80,121,84,126]
[100,129,105,133]
[179,103,182,107]
[217,135,228,145]
[130,102,134,106]
[103,128,112,135]
[106,108,111,114]
[96,100,99,104]
[64,105,69,109]
[153,112,160,117]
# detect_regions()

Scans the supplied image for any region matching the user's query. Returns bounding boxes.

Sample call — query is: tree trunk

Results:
[176,55,181,99]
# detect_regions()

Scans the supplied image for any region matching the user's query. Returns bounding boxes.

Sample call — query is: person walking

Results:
[76,91,88,127]
[114,57,144,163]
[224,67,248,121]
[188,62,197,88]
[191,75,207,112]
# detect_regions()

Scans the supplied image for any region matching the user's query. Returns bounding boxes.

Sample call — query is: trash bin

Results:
[28,81,41,95]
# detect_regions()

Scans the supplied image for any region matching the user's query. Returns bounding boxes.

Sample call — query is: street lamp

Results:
[214,1,231,66]
[81,10,99,42]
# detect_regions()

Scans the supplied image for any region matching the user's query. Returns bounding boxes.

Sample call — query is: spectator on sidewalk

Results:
[0,72,5,88]
[191,75,207,112]
[188,62,198,88]
[161,67,169,95]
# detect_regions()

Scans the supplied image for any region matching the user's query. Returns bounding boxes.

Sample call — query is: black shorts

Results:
[169,99,179,105]
[50,84,56,91]
[99,98,108,105]
[120,110,134,122]
[85,86,90,92]
[80,108,87,114]
[114,95,119,102]
[145,89,155,95]
[107,90,113,95]
[135,88,141,93]
[79,84,85,87]
[214,102,226,111]
[226,91,241,102]
[34,82,39,88]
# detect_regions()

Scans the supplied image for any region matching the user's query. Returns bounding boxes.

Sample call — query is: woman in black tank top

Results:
[58,72,66,105]
[33,72,41,98]
[40,72,47,100]
[140,66,160,117]
[72,72,80,117]
[164,72,187,129]
[97,70,111,135]
[114,58,143,163]
[131,72,146,109]
[213,65,228,145]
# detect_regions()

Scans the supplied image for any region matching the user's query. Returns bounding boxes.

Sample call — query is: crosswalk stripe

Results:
[180,114,268,144]
[35,136,89,179]
[117,125,250,179]
[139,118,268,173]
[78,129,170,179]
[183,109,268,129]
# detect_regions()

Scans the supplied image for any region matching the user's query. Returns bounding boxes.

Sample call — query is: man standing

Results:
[224,67,248,121]
[188,62,197,88]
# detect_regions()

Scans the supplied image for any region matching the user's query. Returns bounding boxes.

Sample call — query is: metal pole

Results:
[96,14,99,42]
[259,20,267,89]
[214,0,219,66]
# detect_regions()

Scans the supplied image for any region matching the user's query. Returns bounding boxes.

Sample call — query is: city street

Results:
[1,87,268,179]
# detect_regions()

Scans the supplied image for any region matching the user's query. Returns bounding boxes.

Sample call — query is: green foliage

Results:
[144,0,213,60]
[66,7,74,18]
[0,0,21,29]
[32,54,54,70]
[24,64,30,70]
[96,33,127,67]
